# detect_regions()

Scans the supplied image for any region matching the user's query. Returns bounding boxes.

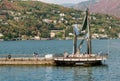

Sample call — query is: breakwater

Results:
[0,57,55,65]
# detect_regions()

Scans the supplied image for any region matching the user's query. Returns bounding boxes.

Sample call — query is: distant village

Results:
[1,29,120,41]
[0,0,120,41]
[0,9,120,41]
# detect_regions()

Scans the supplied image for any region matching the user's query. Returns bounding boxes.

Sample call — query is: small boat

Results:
[54,8,108,66]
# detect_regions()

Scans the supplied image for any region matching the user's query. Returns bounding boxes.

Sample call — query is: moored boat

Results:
[54,54,108,66]
[54,8,108,66]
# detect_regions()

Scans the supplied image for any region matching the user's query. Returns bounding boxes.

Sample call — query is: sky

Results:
[38,0,88,4]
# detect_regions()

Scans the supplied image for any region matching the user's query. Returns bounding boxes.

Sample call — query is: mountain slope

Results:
[61,3,75,8]
[74,0,99,10]
[90,0,120,18]
[74,0,120,18]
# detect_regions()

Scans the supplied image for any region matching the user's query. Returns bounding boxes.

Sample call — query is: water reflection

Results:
[72,65,108,81]
[45,66,53,81]
[0,65,110,81]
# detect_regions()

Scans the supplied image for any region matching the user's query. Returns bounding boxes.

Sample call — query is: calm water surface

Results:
[0,39,120,81]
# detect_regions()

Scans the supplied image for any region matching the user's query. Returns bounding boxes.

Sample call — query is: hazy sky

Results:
[38,0,88,4]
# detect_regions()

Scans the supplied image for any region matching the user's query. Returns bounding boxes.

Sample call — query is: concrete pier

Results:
[0,54,108,66]
[0,57,55,65]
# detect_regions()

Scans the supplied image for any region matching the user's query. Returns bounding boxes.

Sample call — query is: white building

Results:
[118,33,120,38]
[0,33,3,37]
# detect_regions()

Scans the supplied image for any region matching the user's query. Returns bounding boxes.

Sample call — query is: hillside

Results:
[0,0,83,40]
[74,0,99,10]
[90,0,120,18]
[74,0,120,18]
[0,0,120,40]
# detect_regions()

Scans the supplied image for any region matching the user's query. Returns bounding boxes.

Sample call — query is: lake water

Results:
[0,39,120,81]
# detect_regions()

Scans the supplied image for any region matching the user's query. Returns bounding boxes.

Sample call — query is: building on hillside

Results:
[0,33,3,37]
[32,36,40,40]
[59,13,65,17]
[50,30,65,39]
[118,33,120,38]
[43,19,52,23]
[92,33,99,39]
[0,33,4,41]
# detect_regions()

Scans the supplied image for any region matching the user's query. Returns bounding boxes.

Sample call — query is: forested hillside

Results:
[0,0,120,40]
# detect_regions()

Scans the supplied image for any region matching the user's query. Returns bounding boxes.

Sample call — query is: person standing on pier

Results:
[33,52,39,60]
[8,54,11,59]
